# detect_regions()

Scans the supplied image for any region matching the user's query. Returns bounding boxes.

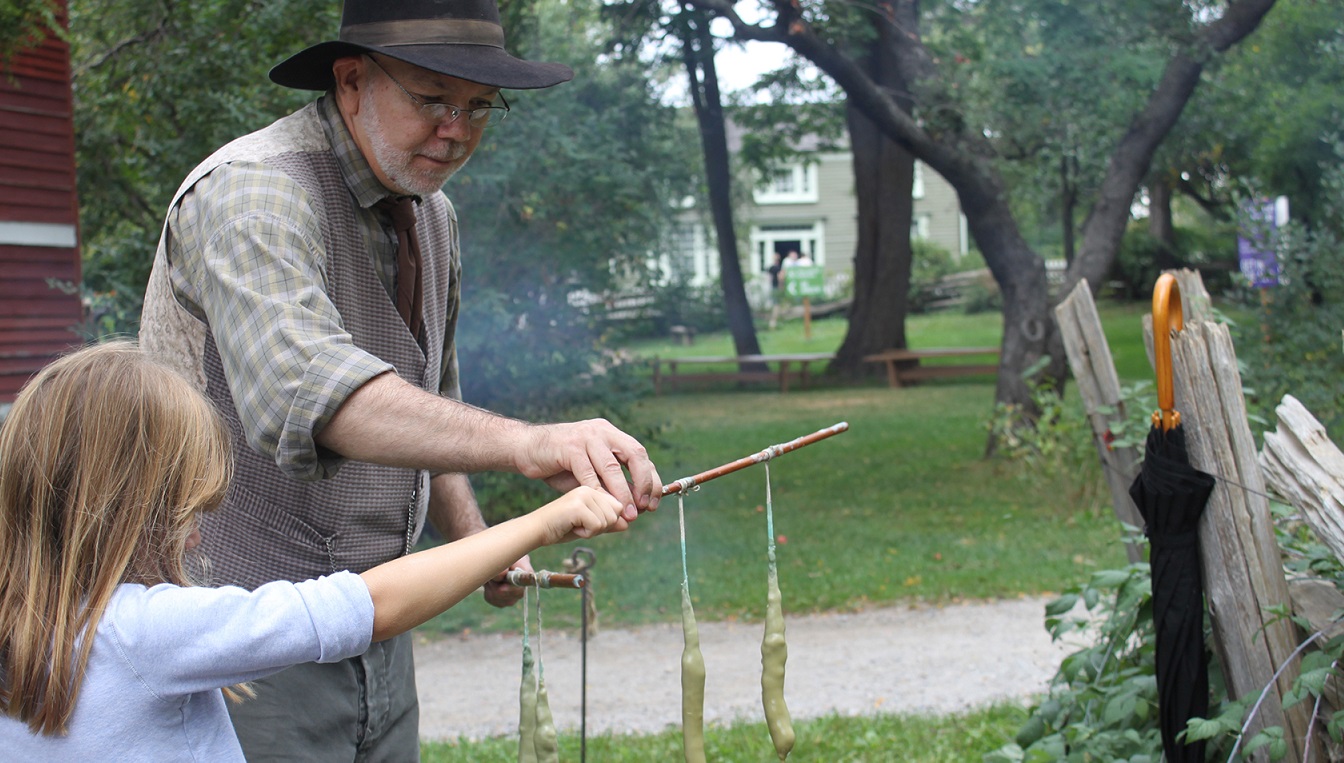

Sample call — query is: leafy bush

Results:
[1234,146,1344,442]
[984,379,1184,762]
[594,273,730,344]
[985,358,1104,512]
[984,558,1166,763]
[988,362,1344,762]
[71,0,334,337]
[1109,221,1239,300]
[961,269,1003,315]
[908,239,966,313]
[646,275,729,336]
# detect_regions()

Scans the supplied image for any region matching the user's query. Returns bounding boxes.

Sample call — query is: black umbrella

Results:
[1128,273,1215,763]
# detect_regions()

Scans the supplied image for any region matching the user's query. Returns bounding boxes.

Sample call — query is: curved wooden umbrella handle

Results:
[1152,273,1183,431]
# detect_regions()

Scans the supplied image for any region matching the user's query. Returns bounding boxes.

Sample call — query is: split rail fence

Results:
[1058,271,1340,761]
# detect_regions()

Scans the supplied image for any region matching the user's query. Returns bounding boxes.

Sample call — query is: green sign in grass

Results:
[784,265,824,298]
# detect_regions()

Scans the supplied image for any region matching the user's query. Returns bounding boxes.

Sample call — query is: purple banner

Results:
[1237,197,1287,288]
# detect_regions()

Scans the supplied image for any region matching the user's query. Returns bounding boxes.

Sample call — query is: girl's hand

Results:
[539,486,635,545]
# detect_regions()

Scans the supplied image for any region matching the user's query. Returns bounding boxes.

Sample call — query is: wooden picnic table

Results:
[862,346,1001,388]
[651,352,835,395]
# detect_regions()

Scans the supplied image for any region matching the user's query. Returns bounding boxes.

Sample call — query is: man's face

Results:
[337,55,500,196]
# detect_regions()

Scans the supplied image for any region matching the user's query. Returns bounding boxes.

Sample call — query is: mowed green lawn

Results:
[421,301,1155,761]
[426,302,1148,635]
[627,300,1154,384]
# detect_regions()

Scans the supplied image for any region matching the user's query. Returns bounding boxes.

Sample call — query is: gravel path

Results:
[414,596,1078,742]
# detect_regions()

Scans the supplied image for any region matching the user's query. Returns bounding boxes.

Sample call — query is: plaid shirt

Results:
[166,96,462,481]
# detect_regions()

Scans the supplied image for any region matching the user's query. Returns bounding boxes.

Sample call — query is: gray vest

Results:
[141,103,454,589]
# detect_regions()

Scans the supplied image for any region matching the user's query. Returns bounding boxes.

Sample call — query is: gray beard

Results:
[361,91,471,195]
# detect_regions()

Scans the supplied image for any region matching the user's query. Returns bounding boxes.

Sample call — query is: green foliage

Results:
[645,275,728,337]
[984,559,1167,763]
[0,0,60,69]
[1192,0,1344,227]
[963,0,1170,237]
[453,43,697,296]
[70,0,332,335]
[907,238,961,313]
[985,358,1103,512]
[989,380,1344,762]
[730,76,846,180]
[1234,143,1344,442]
[1109,221,1240,301]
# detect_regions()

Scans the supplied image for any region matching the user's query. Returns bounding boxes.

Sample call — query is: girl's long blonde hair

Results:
[0,341,235,735]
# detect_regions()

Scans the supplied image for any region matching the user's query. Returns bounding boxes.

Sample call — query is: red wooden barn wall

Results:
[0,3,83,406]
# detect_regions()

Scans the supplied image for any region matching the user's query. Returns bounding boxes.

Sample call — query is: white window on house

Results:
[750,222,826,273]
[913,161,925,200]
[911,214,931,240]
[754,162,819,205]
[658,221,718,286]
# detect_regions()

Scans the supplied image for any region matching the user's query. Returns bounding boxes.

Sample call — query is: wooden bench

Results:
[651,352,835,395]
[668,325,696,346]
[862,347,1001,388]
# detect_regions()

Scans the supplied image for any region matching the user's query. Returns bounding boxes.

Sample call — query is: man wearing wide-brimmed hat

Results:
[138,0,661,758]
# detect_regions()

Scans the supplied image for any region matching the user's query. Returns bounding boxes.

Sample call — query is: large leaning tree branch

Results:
[683,0,1277,438]
[687,0,1059,427]
[686,0,1015,234]
[1065,0,1278,296]
[688,0,941,162]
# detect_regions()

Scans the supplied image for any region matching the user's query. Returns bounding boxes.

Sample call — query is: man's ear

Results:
[332,56,364,115]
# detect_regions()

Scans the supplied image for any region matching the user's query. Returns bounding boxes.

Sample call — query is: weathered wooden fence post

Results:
[1054,280,1143,563]
[1261,394,1344,562]
[1158,300,1312,760]
[1261,394,1344,733]
[1066,268,1321,759]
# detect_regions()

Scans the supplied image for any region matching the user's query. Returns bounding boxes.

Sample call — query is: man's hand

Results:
[483,555,533,608]
[519,419,661,515]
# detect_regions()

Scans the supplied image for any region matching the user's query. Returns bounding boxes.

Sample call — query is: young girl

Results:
[0,342,635,759]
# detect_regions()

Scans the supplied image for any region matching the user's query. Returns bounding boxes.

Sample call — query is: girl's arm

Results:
[359,486,632,642]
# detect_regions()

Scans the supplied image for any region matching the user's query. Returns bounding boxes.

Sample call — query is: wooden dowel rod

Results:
[660,421,849,497]
[505,570,586,589]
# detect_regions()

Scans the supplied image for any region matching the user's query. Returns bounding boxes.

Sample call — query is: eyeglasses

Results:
[366,56,509,129]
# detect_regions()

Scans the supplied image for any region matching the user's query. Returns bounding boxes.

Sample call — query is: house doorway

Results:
[751,222,824,273]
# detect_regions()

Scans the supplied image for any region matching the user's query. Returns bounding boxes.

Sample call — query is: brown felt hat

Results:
[269,0,573,91]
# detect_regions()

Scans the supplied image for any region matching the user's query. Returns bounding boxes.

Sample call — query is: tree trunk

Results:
[832,10,915,376]
[1060,154,1077,266]
[1148,173,1174,245]
[679,8,763,366]
[1148,171,1180,270]
[959,180,1067,443]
